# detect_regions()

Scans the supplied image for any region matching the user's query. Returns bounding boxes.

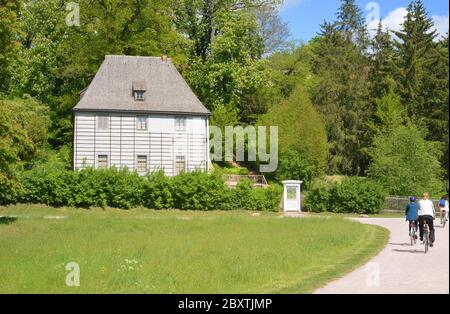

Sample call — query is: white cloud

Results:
[367,7,449,41]
[366,7,407,37]
[432,14,449,40]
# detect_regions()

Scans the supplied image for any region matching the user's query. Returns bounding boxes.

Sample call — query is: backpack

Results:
[439,199,446,207]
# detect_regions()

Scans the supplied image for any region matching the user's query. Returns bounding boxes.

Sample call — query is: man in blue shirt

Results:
[406,196,419,237]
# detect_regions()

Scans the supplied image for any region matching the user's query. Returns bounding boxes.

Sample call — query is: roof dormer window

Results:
[132,81,146,101]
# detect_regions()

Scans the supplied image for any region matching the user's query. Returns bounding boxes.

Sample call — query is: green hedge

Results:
[0,174,22,206]
[10,166,282,211]
[304,177,387,214]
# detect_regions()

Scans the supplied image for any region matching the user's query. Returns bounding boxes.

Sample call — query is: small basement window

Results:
[176,156,186,175]
[98,155,108,169]
[137,155,148,172]
[134,91,145,101]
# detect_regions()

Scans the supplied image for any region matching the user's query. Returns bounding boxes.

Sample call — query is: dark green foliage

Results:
[368,125,444,196]
[0,97,51,204]
[0,176,22,206]
[224,179,282,211]
[304,178,387,214]
[171,171,226,211]
[329,177,387,214]
[257,86,328,176]
[335,0,369,49]
[0,0,21,93]
[304,187,330,213]
[186,9,267,120]
[13,167,281,211]
[1,0,448,204]
[392,1,448,180]
[275,149,312,189]
[19,166,146,209]
[311,19,372,176]
[143,171,174,209]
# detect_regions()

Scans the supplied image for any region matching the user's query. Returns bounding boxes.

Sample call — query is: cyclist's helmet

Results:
[410,196,417,202]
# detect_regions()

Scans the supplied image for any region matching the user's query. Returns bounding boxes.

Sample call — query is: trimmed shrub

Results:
[171,171,227,211]
[303,177,387,215]
[329,178,387,214]
[218,180,282,212]
[252,185,282,212]
[19,164,77,206]
[15,166,282,212]
[19,166,146,209]
[143,171,173,209]
[304,186,330,213]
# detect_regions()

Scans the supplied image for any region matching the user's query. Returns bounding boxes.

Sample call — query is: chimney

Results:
[161,55,168,63]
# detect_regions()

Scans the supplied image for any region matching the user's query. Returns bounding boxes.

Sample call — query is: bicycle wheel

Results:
[424,234,429,254]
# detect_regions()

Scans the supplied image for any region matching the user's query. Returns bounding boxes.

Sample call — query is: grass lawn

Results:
[0,205,388,294]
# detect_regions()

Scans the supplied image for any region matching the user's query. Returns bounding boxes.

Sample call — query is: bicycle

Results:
[423,222,430,254]
[409,221,418,246]
[440,210,447,229]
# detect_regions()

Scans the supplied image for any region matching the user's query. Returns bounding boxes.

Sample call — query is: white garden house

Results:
[73,55,211,176]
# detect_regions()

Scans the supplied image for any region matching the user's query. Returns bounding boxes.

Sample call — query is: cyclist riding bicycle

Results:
[406,196,418,237]
[438,196,449,223]
[418,192,436,247]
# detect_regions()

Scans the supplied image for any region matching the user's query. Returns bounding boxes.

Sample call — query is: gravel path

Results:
[315,218,449,294]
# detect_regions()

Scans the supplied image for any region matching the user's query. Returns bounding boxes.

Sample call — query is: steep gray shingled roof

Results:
[73,55,210,115]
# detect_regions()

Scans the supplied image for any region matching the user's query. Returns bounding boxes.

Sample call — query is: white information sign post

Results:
[282,180,303,213]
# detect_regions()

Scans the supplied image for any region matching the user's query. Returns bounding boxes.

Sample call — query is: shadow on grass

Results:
[0,217,18,225]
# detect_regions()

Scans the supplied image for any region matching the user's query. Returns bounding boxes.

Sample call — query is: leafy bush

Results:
[19,164,77,206]
[304,177,387,214]
[275,149,312,188]
[19,166,146,209]
[143,171,174,209]
[252,184,282,212]
[13,166,282,212]
[217,179,282,212]
[329,178,387,214]
[0,173,22,205]
[171,171,226,211]
[304,186,330,213]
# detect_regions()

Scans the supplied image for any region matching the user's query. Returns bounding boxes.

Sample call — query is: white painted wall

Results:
[74,112,209,177]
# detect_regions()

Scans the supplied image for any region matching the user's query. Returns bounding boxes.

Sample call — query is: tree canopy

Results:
[0,0,448,198]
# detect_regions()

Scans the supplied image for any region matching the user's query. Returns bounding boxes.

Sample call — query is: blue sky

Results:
[280,0,449,42]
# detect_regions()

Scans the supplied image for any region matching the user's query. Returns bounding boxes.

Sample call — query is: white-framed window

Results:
[175,117,186,131]
[134,91,145,101]
[137,155,148,172]
[136,116,148,130]
[175,156,186,175]
[98,155,108,169]
[97,115,109,129]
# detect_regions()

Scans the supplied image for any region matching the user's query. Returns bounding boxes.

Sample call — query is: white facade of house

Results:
[72,55,211,176]
[73,113,209,176]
